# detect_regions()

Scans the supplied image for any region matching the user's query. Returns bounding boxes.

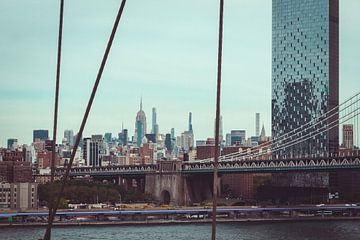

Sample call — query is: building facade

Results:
[33,130,49,142]
[7,139,18,150]
[83,138,100,167]
[272,0,339,158]
[230,130,246,146]
[255,113,260,137]
[0,182,38,210]
[64,130,74,145]
[342,124,354,149]
[134,99,147,147]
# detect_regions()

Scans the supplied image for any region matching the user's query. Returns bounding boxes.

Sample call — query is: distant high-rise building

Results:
[225,133,232,146]
[165,134,172,152]
[343,124,354,149]
[7,139,18,150]
[181,130,194,152]
[64,130,74,145]
[83,138,100,167]
[255,113,260,137]
[260,124,266,139]
[272,0,339,157]
[151,107,159,135]
[188,112,193,132]
[230,130,246,146]
[91,134,103,142]
[104,133,112,143]
[33,130,48,142]
[123,129,128,146]
[134,98,147,147]
[145,134,156,143]
[45,140,53,151]
[171,128,175,139]
[118,129,128,146]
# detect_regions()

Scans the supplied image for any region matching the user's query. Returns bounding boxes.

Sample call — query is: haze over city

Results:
[1,0,359,147]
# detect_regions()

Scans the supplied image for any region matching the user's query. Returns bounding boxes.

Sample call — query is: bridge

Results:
[52,155,359,206]
[56,156,360,177]
[51,90,360,206]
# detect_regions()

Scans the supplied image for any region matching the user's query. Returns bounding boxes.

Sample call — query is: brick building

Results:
[0,161,32,183]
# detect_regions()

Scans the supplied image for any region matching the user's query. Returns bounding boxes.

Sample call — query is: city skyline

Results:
[1,1,359,147]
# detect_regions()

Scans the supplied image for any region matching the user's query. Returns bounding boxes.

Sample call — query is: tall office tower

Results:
[165,133,172,152]
[83,138,100,167]
[255,113,260,137]
[230,130,246,146]
[33,130,49,142]
[123,129,128,146]
[134,98,147,147]
[272,0,339,158]
[104,133,112,143]
[171,128,175,139]
[151,107,159,135]
[64,130,74,145]
[342,124,353,149]
[181,130,194,152]
[188,112,193,132]
[118,129,128,146]
[7,139,18,150]
[225,133,232,146]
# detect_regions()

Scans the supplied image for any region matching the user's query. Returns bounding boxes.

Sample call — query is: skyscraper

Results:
[64,130,74,145]
[342,124,353,149]
[255,113,260,137]
[33,130,49,142]
[7,139,18,150]
[171,128,175,139]
[188,112,193,132]
[83,138,100,167]
[272,0,339,157]
[230,130,246,146]
[165,133,172,152]
[134,98,147,147]
[104,133,112,143]
[151,107,159,135]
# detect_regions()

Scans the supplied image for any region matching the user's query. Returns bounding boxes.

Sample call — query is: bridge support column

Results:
[145,160,185,205]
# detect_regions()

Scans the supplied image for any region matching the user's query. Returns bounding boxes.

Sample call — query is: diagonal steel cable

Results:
[47,1,64,238]
[43,1,127,239]
[212,0,224,239]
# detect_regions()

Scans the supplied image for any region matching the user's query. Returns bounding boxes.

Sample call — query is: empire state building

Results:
[134,98,147,147]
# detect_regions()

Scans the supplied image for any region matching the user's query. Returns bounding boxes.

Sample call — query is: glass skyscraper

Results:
[272,0,339,158]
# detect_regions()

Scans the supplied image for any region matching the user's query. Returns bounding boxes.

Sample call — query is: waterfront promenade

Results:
[1,205,360,227]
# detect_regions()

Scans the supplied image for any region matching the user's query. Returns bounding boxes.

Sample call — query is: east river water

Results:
[1,221,360,240]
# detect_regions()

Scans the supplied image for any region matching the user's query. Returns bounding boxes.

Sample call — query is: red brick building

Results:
[0,161,32,183]
[196,145,216,160]
[37,150,60,169]
[0,149,24,161]
[140,143,154,164]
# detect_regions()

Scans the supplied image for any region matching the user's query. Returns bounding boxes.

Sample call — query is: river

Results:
[1,221,360,240]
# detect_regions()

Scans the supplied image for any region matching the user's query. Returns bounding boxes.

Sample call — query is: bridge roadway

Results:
[54,156,360,177]
[1,206,360,219]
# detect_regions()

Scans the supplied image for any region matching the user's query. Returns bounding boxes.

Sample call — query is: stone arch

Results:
[160,190,171,205]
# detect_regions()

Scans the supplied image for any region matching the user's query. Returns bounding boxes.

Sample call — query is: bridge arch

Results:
[160,190,171,205]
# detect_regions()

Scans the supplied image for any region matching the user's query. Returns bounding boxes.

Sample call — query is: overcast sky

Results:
[0,0,359,147]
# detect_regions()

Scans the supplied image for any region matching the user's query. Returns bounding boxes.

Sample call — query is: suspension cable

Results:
[212,1,224,240]
[193,91,360,162]
[47,1,64,239]
[43,1,127,239]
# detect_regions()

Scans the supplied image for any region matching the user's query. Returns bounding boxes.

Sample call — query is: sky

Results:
[0,0,359,147]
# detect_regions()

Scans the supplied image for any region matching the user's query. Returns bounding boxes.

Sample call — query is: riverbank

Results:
[1,216,360,228]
